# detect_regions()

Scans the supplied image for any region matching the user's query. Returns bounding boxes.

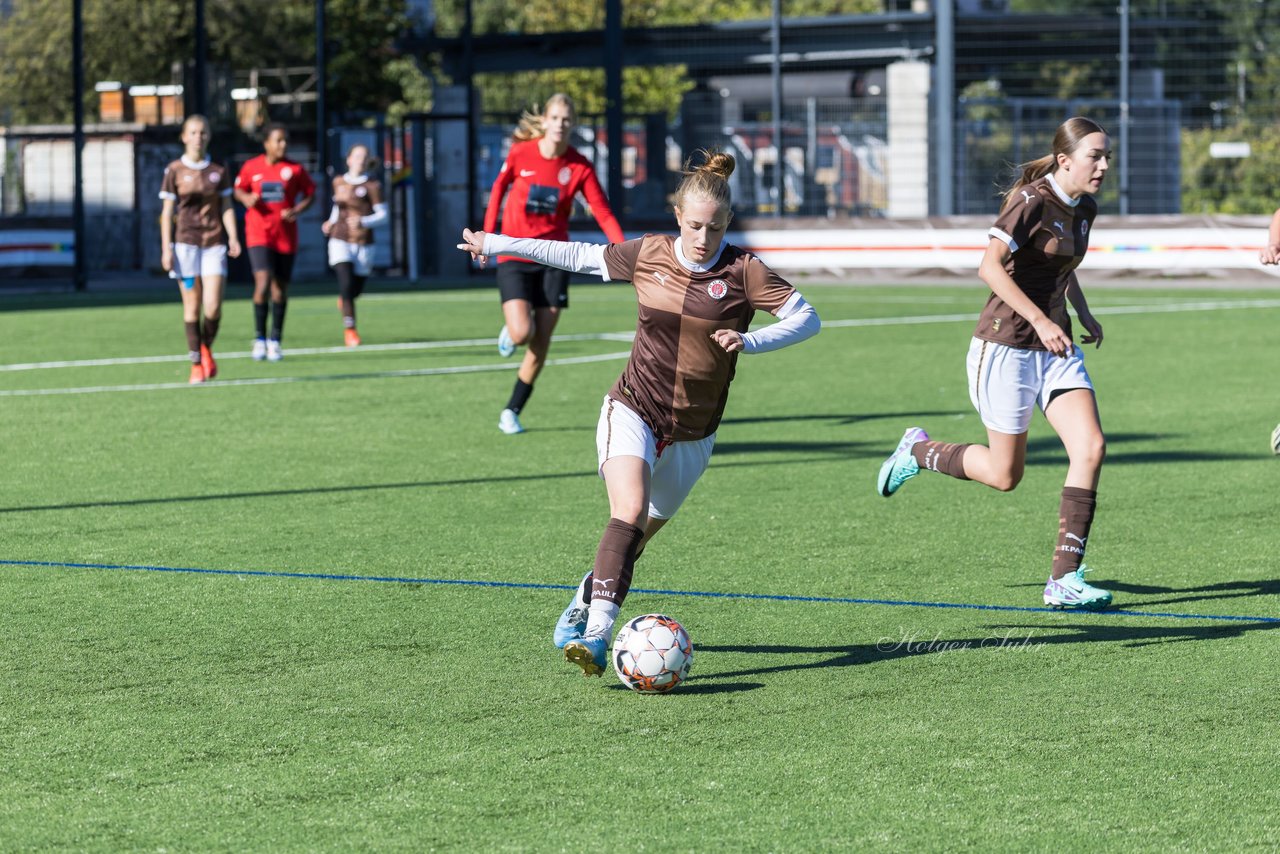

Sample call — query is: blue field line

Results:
[2,558,1277,624]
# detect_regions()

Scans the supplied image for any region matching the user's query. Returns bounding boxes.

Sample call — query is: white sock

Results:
[574,572,592,607]
[585,600,620,641]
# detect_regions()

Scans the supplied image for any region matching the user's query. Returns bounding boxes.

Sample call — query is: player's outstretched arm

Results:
[1261,207,1280,265]
[457,228,611,278]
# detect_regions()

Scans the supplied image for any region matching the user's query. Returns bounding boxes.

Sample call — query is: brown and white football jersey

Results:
[330,176,383,245]
[975,174,1097,350]
[159,157,232,248]
[602,234,796,442]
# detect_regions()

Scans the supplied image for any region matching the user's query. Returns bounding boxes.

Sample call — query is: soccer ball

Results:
[1272,423,1280,455]
[612,614,693,694]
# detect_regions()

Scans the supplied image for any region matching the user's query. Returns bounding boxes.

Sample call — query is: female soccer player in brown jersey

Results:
[1256,209,1280,453]
[322,144,387,346]
[159,114,242,383]
[876,116,1113,610]
[459,150,821,676]
[482,94,625,435]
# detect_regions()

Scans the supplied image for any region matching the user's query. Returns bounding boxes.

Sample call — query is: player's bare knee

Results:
[990,468,1023,492]
[1072,436,1106,472]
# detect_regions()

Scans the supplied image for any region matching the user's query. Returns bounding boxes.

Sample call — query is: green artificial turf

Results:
[1,278,1277,851]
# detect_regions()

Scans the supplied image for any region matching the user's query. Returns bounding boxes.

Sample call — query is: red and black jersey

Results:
[483,139,624,263]
[235,155,315,253]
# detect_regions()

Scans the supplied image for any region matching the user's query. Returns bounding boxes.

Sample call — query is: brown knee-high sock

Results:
[202,315,220,346]
[911,441,972,480]
[1052,486,1097,579]
[184,320,202,361]
[589,518,646,608]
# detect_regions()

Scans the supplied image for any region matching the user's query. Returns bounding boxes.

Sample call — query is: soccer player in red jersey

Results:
[159,114,242,384]
[234,124,315,362]
[460,151,821,677]
[322,144,387,347]
[482,93,626,434]
[875,117,1114,611]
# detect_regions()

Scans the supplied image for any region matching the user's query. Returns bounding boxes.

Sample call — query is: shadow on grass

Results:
[1100,578,1280,609]
[691,619,1280,683]
[0,453,848,514]
[604,681,764,695]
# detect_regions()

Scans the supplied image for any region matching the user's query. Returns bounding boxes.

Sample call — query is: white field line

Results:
[0,351,635,397]
[2,297,1278,398]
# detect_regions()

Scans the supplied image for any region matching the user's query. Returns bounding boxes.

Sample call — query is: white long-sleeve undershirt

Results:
[328,202,388,229]
[482,234,611,279]
[741,292,821,353]
[480,232,819,353]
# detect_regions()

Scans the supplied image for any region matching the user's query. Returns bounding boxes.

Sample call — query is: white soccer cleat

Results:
[497,325,516,358]
[251,338,268,361]
[266,339,284,362]
[498,408,525,435]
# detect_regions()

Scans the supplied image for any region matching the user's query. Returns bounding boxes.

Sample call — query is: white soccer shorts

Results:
[170,242,227,280]
[327,239,374,276]
[595,395,715,520]
[966,336,1094,434]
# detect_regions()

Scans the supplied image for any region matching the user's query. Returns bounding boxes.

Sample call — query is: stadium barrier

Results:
[576,215,1278,279]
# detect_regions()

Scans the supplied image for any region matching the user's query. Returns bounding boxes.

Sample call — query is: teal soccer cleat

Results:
[553,601,590,649]
[1043,565,1113,610]
[877,427,929,497]
[497,325,516,358]
[563,635,608,677]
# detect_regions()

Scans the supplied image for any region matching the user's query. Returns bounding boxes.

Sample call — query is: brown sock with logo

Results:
[911,441,972,480]
[1052,486,1097,579]
[588,518,645,608]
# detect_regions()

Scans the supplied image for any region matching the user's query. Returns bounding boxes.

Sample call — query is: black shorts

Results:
[496,261,570,309]
[247,246,296,284]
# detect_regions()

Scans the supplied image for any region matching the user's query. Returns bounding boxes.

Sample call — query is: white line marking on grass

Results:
[0,332,638,372]
[3,297,1278,376]
[0,351,635,397]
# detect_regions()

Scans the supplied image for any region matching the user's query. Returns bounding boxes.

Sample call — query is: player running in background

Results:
[1256,209,1280,453]
[876,117,1113,610]
[482,93,626,435]
[459,150,821,677]
[159,114,241,384]
[234,124,315,362]
[322,143,387,347]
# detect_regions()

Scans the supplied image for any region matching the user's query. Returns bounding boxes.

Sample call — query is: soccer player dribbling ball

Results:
[234,124,315,362]
[459,149,822,677]
[1256,208,1280,454]
[322,144,387,347]
[482,93,626,435]
[159,114,242,384]
[877,116,1115,611]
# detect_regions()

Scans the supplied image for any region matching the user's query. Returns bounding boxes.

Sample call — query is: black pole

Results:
[72,0,87,290]
[194,0,207,116]
[771,0,782,219]
[605,0,624,221]
[316,0,328,211]
[463,0,475,236]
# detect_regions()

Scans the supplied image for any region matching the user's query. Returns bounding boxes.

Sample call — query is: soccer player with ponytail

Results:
[460,150,821,677]
[159,114,241,383]
[482,93,626,435]
[876,116,1114,610]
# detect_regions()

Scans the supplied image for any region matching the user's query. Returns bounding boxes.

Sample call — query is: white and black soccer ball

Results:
[612,614,693,694]
[1272,423,1280,455]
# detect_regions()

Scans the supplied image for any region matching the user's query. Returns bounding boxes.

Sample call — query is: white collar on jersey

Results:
[181,155,211,170]
[1046,172,1080,207]
[674,237,727,273]
[343,173,369,184]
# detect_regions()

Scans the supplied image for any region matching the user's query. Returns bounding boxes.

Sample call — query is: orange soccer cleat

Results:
[188,363,206,384]
[199,343,217,380]
[344,327,361,348]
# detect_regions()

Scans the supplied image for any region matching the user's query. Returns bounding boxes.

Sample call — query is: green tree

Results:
[0,0,425,126]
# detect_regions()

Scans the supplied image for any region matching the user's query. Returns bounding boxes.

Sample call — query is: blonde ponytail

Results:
[673,148,735,212]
